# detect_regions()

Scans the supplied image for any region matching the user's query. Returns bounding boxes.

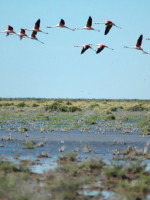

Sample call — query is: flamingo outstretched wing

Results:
[96,46,105,54]
[105,25,112,35]
[34,19,40,29]
[31,31,37,37]
[136,35,143,47]
[86,16,92,27]
[59,19,65,26]
[20,28,25,34]
[8,25,14,31]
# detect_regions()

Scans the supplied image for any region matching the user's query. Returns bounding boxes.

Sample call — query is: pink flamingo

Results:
[47,19,74,31]
[0,25,16,36]
[14,28,29,40]
[25,19,48,34]
[95,20,121,35]
[74,44,96,54]
[29,31,44,44]
[89,44,114,54]
[74,16,100,32]
[124,35,147,53]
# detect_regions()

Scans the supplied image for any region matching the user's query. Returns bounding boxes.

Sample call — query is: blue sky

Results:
[0,0,150,99]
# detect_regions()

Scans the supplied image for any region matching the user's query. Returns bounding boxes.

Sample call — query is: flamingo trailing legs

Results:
[124,34,147,53]
[29,31,44,44]
[47,19,74,31]
[74,16,100,32]
[0,25,16,36]
[25,19,48,34]
[95,20,121,35]
[13,28,29,40]
[74,44,96,54]
[89,44,114,54]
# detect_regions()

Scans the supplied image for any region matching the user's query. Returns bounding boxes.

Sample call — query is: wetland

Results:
[1,98,150,199]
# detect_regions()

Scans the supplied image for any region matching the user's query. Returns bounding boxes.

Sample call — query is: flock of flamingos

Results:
[1,16,150,54]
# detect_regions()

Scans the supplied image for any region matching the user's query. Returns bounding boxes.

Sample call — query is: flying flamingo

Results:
[0,25,16,36]
[74,16,100,32]
[124,35,147,53]
[14,28,29,40]
[95,20,121,35]
[25,19,48,34]
[74,44,96,54]
[47,19,74,31]
[29,31,44,44]
[89,44,114,54]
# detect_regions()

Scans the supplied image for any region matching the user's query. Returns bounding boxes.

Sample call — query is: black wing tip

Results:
[104,30,109,35]
[36,19,40,24]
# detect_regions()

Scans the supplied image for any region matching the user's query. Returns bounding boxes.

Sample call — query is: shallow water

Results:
[0,122,150,173]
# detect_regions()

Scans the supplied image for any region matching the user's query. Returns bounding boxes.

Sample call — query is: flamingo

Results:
[89,44,114,54]
[14,28,29,40]
[47,19,74,31]
[0,25,16,36]
[25,19,48,34]
[95,20,121,35]
[74,16,100,32]
[124,35,147,53]
[29,31,44,44]
[74,44,96,54]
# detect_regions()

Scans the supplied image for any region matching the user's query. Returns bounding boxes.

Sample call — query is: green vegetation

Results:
[0,98,150,132]
[103,162,150,199]
[58,152,78,163]
[16,102,26,108]
[1,99,150,199]
[18,126,28,133]
[23,140,35,149]
[105,114,116,120]
[139,128,150,135]
[0,153,150,199]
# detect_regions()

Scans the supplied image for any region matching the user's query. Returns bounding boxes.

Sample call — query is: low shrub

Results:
[139,128,150,135]
[128,104,148,112]
[18,126,28,133]
[106,114,115,120]
[32,103,39,107]
[23,140,35,149]
[45,102,81,112]
[16,102,26,108]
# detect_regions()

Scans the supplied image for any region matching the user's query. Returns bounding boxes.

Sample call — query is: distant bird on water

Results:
[25,19,48,34]
[89,44,114,54]
[14,28,29,40]
[0,25,16,36]
[74,16,100,32]
[124,34,147,53]
[47,19,74,31]
[95,20,121,35]
[74,44,96,54]
[29,31,44,44]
